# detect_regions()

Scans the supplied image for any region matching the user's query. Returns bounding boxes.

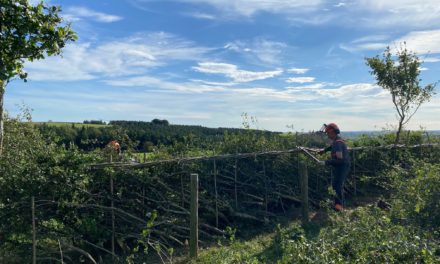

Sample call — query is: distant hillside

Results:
[33,121,109,128]
[342,130,440,139]
[34,120,279,151]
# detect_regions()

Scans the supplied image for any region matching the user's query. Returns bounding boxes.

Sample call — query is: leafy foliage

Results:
[365,44,436,144]
[192,206,439,264]
[390,162,440,230]
[0,0,77,154]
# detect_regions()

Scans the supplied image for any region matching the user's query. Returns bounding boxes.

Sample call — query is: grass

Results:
[174,203,439,264]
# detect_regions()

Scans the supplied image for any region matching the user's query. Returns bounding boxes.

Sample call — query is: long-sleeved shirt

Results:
[324,137,350,166]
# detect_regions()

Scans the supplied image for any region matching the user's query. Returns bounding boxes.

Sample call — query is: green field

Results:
[33,122,110,128]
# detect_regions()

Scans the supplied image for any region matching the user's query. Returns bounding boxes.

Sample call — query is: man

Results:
[318,123,350,211]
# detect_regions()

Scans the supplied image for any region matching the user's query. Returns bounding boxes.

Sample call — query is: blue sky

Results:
[6,0,440,131]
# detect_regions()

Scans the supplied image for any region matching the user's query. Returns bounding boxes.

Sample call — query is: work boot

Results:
[334,203,343,212]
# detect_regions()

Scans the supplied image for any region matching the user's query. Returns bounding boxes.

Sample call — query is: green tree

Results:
[366,44,436,144]
[0,0,77,155]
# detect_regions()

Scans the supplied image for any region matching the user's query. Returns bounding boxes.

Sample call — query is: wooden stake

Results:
[58,240,64,264]
[181,174,185,207]
[263,160,268,216]
[300,162,309,224]
[213,160,219,228]
[353,148,357,196]
[32,196,36,264]
[110,155,115,262]
[234,158,238,210]
[190,173,199,258]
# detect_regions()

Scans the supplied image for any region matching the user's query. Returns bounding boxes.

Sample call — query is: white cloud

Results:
[316,83,384,98]
[288,68,309,74]
[193,62,283,82]
[190,79,237,87]
[334,2,347,7]
[286,77,315,84]
[184,12,216,20]
[128,0,440,29]
[339,34,390,53]
[286,83,326,90]
[25,43,96,81]
[224,39,288,65]
[424,57,440,63]
[231,87,319,102]
[177,0,324,17]
[354,0,440,28]
[25,32,212,81]
[393,29,440,54]
[342,29,440,55]
[64,6,123,23]
[105,76,226,93]
[352,35,389,43]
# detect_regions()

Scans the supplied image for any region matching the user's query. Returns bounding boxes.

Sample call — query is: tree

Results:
[0,0,77,155]
[366,44,436,144]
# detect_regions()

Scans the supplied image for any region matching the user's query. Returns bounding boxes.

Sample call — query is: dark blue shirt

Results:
[325,137,350,166]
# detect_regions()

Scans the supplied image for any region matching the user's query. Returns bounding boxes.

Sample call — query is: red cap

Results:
[324,123,340,134]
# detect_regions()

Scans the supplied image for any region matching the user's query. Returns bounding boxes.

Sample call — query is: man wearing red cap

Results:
[318,123,350,211]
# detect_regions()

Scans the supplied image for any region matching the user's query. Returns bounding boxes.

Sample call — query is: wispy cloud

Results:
[423,57,440,63]
[287,68,309,74]
[64,6,123,23]
[339,34,390,53]
[105,76,227,93]
[24,32,212,81]
[224,38,288,65]
[341,29,440,55]
[351,35,389,43]
[354,0,440,29]
[193,62,283,82]
[334,2,347,8]
[316,83,384,99]
[393,29,440,54]
[183,12,216,20]
[286,77,315,84]
[170,0,324,17]
[286,83,326,90]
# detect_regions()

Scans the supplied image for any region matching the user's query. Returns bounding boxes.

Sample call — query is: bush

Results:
[193,206,439,264]
[391,162,440,230]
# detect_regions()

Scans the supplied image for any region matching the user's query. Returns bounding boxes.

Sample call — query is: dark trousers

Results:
[332,165,350,205]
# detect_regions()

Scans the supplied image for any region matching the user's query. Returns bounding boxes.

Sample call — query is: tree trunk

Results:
[394,118,404,146]
[0,81,4,156]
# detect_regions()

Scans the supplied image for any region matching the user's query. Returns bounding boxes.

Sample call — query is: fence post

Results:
[299,162,309,224]
[181,174,185,207]
[109,155,115,262]
[32,196,36,264]
[234,158,238,210]
[213,159,219,228]
[190,173,199,258]
[263,160,268,216]
[352,148,357,196]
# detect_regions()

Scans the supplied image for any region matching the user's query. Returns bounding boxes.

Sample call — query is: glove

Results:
[318,160,325,166]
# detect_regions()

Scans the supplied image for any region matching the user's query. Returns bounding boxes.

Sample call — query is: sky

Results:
[5,0,440,132]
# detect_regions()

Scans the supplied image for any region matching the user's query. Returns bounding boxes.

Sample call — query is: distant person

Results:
[107,140,121,157]
[318,123,350,211]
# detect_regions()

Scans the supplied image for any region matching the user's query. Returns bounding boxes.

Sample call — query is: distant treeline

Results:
[83,120,106,125]
[36,120,279,151]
